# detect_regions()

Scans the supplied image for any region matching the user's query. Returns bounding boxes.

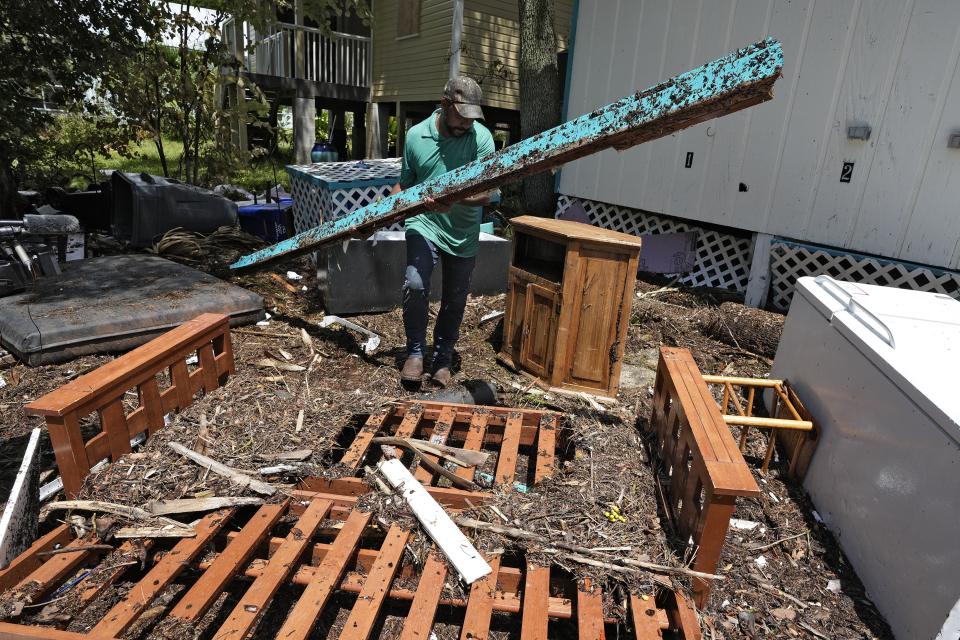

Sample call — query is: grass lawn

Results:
[98,136,294,193]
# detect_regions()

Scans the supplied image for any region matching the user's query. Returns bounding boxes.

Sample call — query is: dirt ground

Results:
[0,252,894,639]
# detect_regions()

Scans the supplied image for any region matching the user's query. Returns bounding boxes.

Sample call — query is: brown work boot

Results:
[430,366,452,388]
[400,356,424,383]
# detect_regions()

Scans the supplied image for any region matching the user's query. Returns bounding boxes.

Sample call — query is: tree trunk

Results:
[0,160,17,218]
[518,0,561,216]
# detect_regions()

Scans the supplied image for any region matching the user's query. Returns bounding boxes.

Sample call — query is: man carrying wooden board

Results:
[389,77,498,388]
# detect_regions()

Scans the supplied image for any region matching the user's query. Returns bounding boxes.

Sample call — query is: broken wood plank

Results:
[460,556,501,640]
[339,525,410,640]
[276,509,371,640]
[230,39,783,272]
[414,405,456,484]
[113,526,197,539]
[41,500,186,529]
[170,502,287,622]
[457,410,491,481]
[398,551,448,640]
[213,499,331,639]
[168,441,277,496]
[147,496,264,516]
[0,429,41,569]
[377,458,490,584]
[92,510,233,637]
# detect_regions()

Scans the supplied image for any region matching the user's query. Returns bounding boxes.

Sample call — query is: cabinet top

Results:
[511,216,643,250]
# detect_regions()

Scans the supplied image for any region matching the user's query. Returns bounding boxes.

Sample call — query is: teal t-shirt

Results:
[401,110,495,257]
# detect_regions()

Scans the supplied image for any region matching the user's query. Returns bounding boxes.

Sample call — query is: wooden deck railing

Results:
[24,314,235,498]
[649,347,760,606]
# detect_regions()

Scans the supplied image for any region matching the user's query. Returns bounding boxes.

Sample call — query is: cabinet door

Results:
[520,282,559,379]
[502,272,528,364]
[565,249,629,391]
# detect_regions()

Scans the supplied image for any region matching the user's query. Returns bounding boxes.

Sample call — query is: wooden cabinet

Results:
[500,216,642,399]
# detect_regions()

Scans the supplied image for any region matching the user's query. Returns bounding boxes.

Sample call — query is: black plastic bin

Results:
[111,173,238,247]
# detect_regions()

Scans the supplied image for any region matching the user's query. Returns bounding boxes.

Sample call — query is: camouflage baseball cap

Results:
[442,76,485,119]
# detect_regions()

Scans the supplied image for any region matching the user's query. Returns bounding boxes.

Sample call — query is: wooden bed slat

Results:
[93,510,233,637]
[276,509,371,640]
[576,579,606,640]
[170,502,288,622]
[520,563,550,639]
[340,408,391,469]
[495,412,524,486]
[339,524,411,640]
[213,499,331,639]
[399,551,448,640]
[460,556,501,640]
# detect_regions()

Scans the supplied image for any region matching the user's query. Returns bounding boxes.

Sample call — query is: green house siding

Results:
[372,0,574,111]
[372,0,453,102]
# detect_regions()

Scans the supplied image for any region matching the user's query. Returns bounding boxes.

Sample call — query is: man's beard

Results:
[442,110,470,136]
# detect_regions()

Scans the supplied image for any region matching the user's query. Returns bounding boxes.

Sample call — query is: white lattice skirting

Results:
[556,195,754,291]
[769,241,960,311]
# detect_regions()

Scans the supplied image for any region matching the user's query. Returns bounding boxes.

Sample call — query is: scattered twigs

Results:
[756,581,809,609]
[37,544,113,556]
[456,517,722,581]
[748,530,808,552]
[167,442,277,496]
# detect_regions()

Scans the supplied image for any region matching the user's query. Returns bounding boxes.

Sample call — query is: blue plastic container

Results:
[238,198,294,243]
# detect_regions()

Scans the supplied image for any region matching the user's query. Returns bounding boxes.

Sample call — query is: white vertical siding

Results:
[559,0,960,270]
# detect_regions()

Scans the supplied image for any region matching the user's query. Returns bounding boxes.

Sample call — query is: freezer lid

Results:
[794,276,960,442]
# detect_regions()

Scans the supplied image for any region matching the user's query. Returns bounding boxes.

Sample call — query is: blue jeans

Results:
[403,231,476,368]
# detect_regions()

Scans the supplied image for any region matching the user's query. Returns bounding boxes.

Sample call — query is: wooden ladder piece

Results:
[576,579,606,640]
[460,556,501,640]
[520,562,550,639]
[398,551,448,640]
[339,524,411,640]
[276,509,372,640]
[213,498,332,639]
[170,502,288,623]
[93,510,233,637]
[393,403,424,439]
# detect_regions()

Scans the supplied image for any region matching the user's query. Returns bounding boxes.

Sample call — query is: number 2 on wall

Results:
[840,161,854,183]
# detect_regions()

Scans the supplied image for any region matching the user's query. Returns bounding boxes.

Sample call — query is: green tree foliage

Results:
[0,0,159,211]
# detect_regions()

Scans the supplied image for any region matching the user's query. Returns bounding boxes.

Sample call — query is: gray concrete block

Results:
[316,231,510,314]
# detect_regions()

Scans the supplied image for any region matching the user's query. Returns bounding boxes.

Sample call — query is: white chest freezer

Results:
[772,276,960,640]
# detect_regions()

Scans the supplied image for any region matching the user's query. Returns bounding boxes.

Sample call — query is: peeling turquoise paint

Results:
[231,38,783,272]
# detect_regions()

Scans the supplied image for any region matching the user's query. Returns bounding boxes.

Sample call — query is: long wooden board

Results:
[230,39,783,272]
